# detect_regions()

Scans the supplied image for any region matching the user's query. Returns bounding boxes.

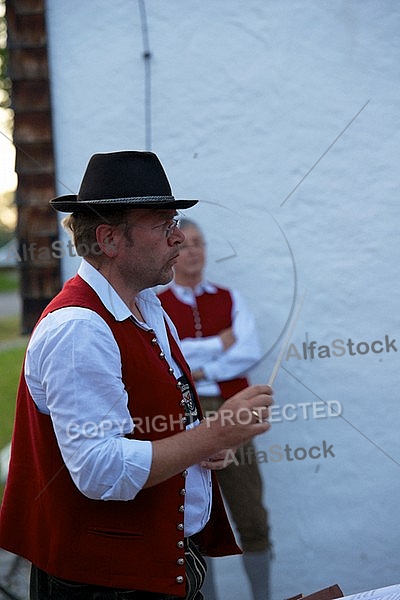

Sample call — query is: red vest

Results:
[0,275,240,596]
[159,286,248,399]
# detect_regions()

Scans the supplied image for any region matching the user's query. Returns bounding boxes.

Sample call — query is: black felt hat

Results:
[50,151,198,213]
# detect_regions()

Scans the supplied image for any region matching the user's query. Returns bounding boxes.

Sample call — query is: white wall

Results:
[46,1,400,598]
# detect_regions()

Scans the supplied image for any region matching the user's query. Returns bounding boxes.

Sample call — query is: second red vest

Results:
[159,286,248,400]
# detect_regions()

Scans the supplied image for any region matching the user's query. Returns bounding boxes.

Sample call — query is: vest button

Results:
[176,576,184,584]
[177,540,184,549]
[151,337,158,345]
[181,416,187,425]
[178,504,184,512]
[177,558,185,566]
[177,523,184,531]
[176,381,183,388]
[180,488,186,496]
[169,367,174,374]
[180,399,185,406]
[182,470,188,478]
[159,351,165,359]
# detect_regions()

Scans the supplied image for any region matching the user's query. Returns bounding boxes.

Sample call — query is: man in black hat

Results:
[0,151,273,600]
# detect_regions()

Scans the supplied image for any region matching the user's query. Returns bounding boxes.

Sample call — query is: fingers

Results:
[203,384,274,449]
[241,384,273,404]
[250,386,273,420]
[251,406,270,424]
[219,327,236,350]
[201,448,238,470]
[225,384,273,420]
[249,418,271,434]
[201,458,231,470]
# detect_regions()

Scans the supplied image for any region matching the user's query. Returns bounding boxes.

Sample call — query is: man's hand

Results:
[202,384,273,449]
[146,384,273,488]
[219,327,236,350]
[192,368,205,381]
[189,327,236,381]
[200,448,238,470]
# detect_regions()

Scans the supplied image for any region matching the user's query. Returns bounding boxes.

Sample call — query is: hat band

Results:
[76,195,176,205]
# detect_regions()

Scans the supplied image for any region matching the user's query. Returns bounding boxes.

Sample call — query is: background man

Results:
[159,219,272,600]
[0,152,273,600]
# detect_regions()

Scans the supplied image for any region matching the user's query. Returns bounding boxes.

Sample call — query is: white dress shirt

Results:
[24,259,211,536]
[168,281,262,396]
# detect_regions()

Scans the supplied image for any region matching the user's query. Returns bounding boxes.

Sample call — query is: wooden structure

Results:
[286,584,344,600]
[5,0,60,333]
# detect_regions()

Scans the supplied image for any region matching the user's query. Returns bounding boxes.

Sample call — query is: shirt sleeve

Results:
[180,336,224,371]
[201,290,262,382]
[24,307,152,501]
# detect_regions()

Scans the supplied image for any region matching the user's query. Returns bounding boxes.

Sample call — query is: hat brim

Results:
[50,195,198,213]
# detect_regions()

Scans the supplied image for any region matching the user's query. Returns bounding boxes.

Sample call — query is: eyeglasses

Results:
[122,216,181,240]
[151,217,181,239]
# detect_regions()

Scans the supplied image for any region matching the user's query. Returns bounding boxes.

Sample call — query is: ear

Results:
[95,223,123,257]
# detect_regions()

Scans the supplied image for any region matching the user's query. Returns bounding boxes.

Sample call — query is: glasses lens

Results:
[166,218,180,238]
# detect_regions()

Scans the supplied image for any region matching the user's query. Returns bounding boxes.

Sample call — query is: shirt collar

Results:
[169,280,217,306]
[78,259,161,323]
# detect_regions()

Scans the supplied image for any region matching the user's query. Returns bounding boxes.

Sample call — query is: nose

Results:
[169,227,185,245]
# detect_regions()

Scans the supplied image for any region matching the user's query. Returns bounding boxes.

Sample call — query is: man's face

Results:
[113,209,185,291]
[172,224,206,281]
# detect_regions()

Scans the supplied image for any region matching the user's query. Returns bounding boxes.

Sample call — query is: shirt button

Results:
[176,576,184,584]
[177,540,184,549]
[177,558,185,566]
[177,523,184,531]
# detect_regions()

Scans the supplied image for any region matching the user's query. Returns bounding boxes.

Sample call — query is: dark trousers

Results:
[30,538,206,600]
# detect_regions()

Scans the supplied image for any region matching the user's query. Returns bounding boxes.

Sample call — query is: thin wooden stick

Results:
[268,291,307,386]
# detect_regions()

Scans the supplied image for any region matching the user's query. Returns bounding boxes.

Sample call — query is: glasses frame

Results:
[151,217,181,239]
